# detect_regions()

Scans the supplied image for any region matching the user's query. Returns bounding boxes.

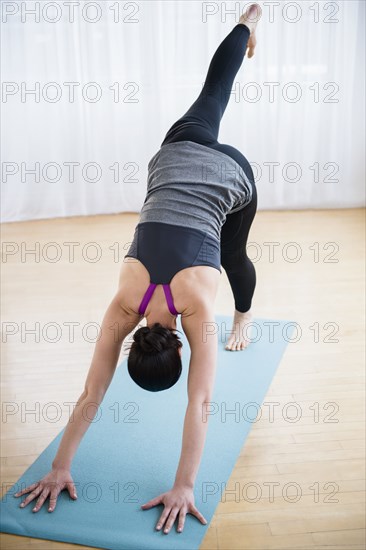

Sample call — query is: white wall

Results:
[1,0,365,222]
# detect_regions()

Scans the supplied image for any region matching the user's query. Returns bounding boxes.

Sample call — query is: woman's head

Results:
[126,322,183,392]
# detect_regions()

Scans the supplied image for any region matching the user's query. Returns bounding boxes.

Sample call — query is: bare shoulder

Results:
[116,257,148,314]
[117,255,220,318]
[180,297,217,349]
[172,265,220,317]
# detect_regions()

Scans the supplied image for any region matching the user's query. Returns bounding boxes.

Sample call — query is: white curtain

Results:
[1,0,365,222]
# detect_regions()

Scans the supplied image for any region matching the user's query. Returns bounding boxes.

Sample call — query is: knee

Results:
[221,249,254,275]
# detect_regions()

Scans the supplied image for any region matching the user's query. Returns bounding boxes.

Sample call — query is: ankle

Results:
[234,308,252,317]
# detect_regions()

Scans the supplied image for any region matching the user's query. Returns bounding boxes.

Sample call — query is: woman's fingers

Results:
[141,494,164,510]
[155,505,172,531]
[65,481,78,500]
[141,491,208,533]
[189,505,208,525]
[48,489,59,512]
[32,487,50,512]
[14,472,78,514]
[19,485,43,508]
[177,508,187,533]
[162,506,180,534]
[14,482,39,498]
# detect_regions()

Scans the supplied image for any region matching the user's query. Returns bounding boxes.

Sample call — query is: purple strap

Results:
[163,284,180,315]
[138,283,157,315]
[138,283,180,316]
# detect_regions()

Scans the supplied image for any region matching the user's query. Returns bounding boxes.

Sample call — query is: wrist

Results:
[52,460,71,471]
[173,480,194,491]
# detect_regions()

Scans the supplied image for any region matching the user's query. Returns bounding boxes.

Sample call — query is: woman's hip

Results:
[209,142,255,184]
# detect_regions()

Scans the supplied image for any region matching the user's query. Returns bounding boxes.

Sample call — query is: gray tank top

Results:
[138,140,253,242]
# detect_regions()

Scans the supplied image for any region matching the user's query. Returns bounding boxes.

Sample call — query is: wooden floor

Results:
[1,209,365,550]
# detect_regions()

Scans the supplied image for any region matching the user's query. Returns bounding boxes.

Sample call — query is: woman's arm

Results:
[173,303,218,488]
[15,291,141,512]
[52,292,141,470]
[141,302,218,533]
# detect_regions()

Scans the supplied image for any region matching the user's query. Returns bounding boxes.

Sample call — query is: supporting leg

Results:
[220,183,258,350]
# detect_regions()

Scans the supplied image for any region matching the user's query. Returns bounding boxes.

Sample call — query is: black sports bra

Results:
[124,222,222,315]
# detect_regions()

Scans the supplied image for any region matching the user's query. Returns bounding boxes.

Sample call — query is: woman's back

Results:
[140,140,253,242]
[123,140,253,316]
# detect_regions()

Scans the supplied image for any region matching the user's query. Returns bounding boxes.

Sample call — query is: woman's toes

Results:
[225,335,251,350]
[226,340,236,351]
[248,3,262,23]
[225,340,249,350]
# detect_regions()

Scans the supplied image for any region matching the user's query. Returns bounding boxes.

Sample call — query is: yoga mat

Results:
[1,315,295,549]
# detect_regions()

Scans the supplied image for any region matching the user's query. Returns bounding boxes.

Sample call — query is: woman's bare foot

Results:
[225,309,253,351]
[239,3,262,58]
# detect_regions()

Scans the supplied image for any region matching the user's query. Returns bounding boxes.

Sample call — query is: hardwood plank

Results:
[1,209,364,550]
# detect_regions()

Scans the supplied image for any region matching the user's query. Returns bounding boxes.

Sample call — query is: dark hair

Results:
[126,322,183,392]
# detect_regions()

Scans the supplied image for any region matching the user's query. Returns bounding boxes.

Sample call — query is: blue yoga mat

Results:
[1,315,295,549]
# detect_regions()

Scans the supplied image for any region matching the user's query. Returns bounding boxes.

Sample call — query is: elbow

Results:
[81,385,106,405]
[188,393,214,407]
[187,396,215,424]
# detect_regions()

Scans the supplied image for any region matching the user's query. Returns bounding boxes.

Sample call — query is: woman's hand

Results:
[141,484,207,534]
[13,468,77,513]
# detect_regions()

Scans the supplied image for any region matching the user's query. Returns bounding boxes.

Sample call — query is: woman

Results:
[14,3,262,536]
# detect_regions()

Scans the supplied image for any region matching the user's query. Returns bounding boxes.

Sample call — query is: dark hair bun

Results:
[133,323,181,354]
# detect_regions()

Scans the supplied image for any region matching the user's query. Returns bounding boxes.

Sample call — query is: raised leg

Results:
[161,23,251,146]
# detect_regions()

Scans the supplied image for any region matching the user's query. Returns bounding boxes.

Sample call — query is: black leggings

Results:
[161,23,257,313]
